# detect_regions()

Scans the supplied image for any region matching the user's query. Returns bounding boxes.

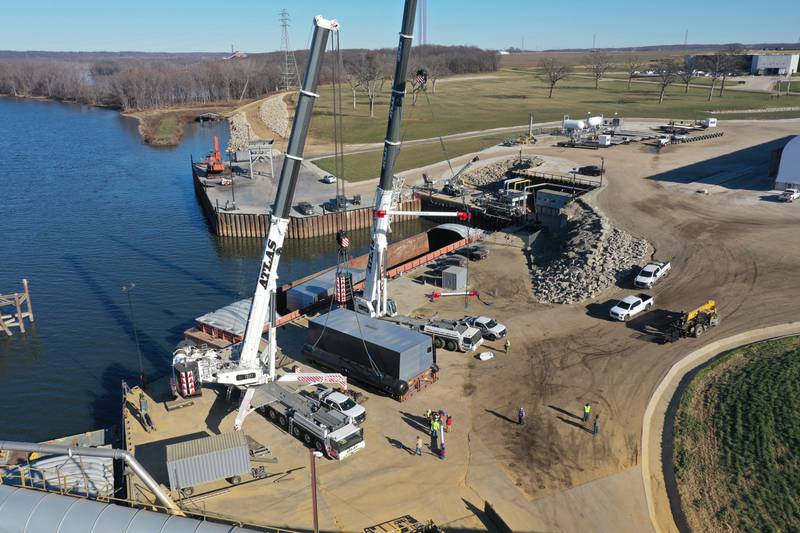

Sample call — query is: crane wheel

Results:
[279,415,287,427]
[181,487,194,497]
[445,340,457,352]
[303,432,313,445]
[434,337,445,349]
[315,440,324,453]
[292,426,301,437]
[228,475,242,485]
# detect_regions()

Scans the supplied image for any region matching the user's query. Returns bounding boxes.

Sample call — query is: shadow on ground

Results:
[646,136,793,191]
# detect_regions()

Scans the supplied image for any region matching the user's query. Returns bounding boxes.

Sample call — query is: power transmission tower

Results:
[279,9,300,91]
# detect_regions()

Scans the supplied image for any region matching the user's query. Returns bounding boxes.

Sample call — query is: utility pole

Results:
[683,29,688,46]
[121,283,145,389]
[279,9,300,91]
[592,33,596,50]
[310,449,323,533]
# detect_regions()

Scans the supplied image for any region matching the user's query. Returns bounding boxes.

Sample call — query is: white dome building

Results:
[776,136,800,190]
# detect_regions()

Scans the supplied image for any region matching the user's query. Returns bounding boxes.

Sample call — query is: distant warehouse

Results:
[775,136,800,190]
[751,54,799,76]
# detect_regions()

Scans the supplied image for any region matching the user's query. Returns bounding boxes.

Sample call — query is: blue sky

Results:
[1,0,798,52]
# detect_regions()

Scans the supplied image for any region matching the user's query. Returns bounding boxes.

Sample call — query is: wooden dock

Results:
[0,279,34,336]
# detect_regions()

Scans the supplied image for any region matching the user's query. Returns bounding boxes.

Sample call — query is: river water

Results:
[0,98,429,442]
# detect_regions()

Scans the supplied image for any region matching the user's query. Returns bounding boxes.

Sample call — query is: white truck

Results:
[779,188,800,203]
[463,316,507,341]
[384,316,484,353]
[609,293,654,321]
[423,320,484,352]
[311,388,366,425]
[253,382,365,461]
[634,261,671,289]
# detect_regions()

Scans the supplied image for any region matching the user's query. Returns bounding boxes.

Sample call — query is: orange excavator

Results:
[205,135,225,174]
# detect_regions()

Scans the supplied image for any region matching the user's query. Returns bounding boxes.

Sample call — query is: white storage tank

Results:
[562,119,586,130]
[587,115,604,128]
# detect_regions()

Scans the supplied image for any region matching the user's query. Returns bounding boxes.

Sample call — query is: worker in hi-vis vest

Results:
[583,402,591,424]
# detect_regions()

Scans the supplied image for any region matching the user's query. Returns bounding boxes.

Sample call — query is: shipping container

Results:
[166,432,251,492]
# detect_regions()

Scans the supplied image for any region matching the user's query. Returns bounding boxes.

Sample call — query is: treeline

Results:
[0,45,498,112]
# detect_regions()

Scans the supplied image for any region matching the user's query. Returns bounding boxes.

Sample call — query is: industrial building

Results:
[750,54,799,76]
[775,136,800,190]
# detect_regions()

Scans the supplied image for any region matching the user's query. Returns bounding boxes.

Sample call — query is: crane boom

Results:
[237,16,338,377]
[355,0,418,318]
[171,16,344,433]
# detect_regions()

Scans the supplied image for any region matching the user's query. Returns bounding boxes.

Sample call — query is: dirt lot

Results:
[129,119,800,532]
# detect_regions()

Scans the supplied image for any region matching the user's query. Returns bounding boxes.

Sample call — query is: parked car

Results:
[463,316,507,340]
[433,255,469,268]
[455,245,489,261]
[577,165,605,177]
[779,188,800,202]
[296,202,316,216]
[609,294,653,321]
[634,261,671,289]
[321,175,337,184]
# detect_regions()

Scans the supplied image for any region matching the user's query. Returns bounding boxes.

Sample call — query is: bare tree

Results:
[345,72,360,110]
[586,52,612,89]
[656,60,678,104]
[624,56,645,89]
[719,44,745,97]
[356,53,385,118]
[423,55,447,94]
[700,54,725,101]
[677,56,695,93]
[539,58,572,98]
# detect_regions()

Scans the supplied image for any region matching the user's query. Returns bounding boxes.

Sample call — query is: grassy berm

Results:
[673,335,800,532]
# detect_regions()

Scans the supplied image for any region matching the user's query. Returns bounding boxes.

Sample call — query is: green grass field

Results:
[313,132,515,182]
[308,69,800,146]
[673,336,800,532]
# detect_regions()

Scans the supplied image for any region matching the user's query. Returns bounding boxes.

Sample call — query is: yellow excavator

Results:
[664,299,721,342]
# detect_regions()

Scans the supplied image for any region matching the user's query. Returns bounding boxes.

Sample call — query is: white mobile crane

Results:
[172,16,354,440]
[353,0,471,319]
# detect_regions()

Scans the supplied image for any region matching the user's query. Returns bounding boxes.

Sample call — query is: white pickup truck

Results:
[609,293,654,321]
[634,261,671,289]
[779,188,800,203]
[311,388,366,425]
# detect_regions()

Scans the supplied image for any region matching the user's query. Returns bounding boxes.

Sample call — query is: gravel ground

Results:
[531,198,650,304]
[463,157,544,187]
[260,95,290,138]
[227,112,251,152]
